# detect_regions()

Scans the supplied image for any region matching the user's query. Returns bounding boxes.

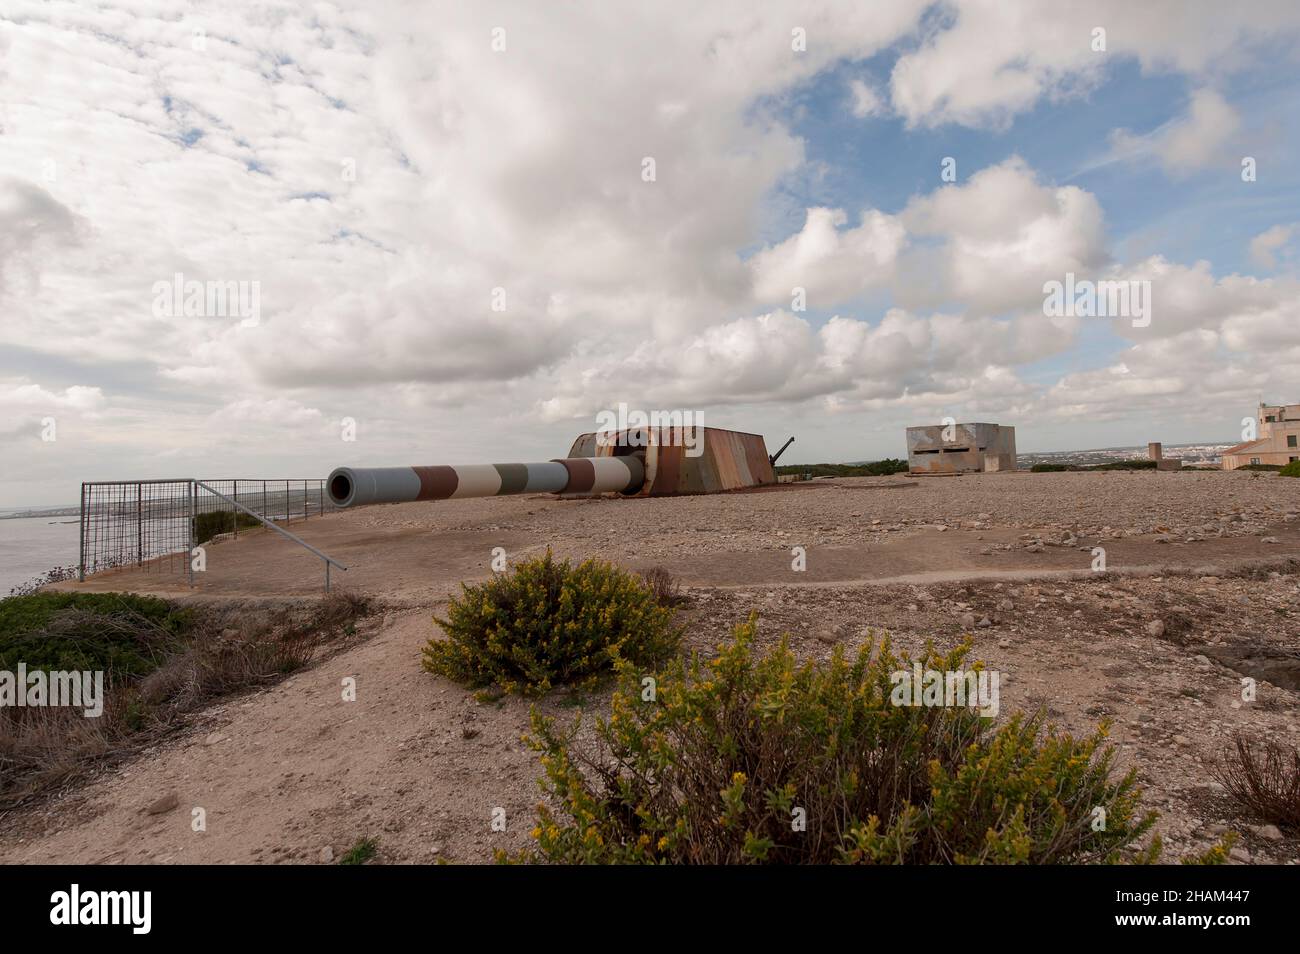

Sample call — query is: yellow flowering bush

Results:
[508,616,1220,865]
[423,550,680,695]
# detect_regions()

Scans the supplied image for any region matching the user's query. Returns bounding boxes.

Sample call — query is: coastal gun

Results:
[327,426,776,507]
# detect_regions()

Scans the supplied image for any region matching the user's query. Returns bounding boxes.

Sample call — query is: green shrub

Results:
[512,617,1198,865]
[192,509,262,545]
[1030,463,1074,473]
[775,459,908,479]
[423,551,681,695]
[1279,460,1300,478]
[339,836,379,865]
[1089,459,1157,471]
[0,593,192,675]
[1236,463,1282,472]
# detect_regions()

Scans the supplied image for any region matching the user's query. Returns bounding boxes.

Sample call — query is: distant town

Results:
[1016,442,1234,469]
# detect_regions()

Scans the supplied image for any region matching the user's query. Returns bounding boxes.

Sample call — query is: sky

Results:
[2,0,1300,506]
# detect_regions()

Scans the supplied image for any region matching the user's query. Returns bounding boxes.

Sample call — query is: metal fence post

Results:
[78,482,87,582]
[136,484,143,566]
[188,479,195,587]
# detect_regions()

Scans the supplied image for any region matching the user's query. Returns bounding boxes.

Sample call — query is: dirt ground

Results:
[3,470,1299,864]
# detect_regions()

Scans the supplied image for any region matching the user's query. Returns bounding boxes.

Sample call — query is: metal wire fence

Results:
[79,478,334,582]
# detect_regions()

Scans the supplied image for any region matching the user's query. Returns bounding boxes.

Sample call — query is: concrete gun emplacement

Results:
[326,426,788,507]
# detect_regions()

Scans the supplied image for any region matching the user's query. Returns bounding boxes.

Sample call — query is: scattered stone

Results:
[319,846,335,863]
[145,793,179,815]
[1146,620,1166,638]
[1253,824,1283,841]
[959,612,976,629]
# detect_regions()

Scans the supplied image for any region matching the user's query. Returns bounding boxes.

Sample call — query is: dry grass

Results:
[0,591,372,809]
[639,566,686,607]
[1215,732,1300,829]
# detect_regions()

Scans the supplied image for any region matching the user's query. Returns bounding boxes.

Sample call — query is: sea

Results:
[0,507,81,595]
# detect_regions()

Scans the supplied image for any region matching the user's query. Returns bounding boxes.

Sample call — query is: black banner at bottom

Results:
[0,863,1280,939]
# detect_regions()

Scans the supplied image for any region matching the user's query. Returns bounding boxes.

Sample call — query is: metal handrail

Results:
[193,480,347,592]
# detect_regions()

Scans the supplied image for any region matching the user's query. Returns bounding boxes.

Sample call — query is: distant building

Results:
[906,423,1016,475]
[1221,403,1300,469]
[1147,442,1182,471]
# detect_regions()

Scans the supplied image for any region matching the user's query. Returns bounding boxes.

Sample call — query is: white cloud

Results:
[1249,224,1295,269]
[0,379,105,439]
[1106,256,1300,341]
[0,177,81,294]
[535,305,1075,418]
[898,157,1108,314]
[750,158,1108,317]
[848,79,885,118]
[888,1,1300,129]
[1109,88,1241,175]
[749,207,905,306]
[0,380,104,414]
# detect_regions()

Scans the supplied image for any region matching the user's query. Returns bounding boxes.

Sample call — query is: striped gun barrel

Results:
[326,455,645,508]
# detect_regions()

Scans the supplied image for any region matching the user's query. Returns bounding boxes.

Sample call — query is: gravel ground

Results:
[9,469,1299,865]
[351,468,1300,562]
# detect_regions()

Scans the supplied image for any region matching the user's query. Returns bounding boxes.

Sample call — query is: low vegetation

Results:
[509,618,1219,865]
[7,565,78,597]
[1032,460,1161,472]
[424,551,680,696]
[339,836,380,865]
[1090,459,1158,471]
[192,509,263,545]
[1279,460,1300,478]
[1215,733,1300,829]
[775,459,908,479]
[638,566,686,608]
[0,592,192,675]
[0,590,371,808]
